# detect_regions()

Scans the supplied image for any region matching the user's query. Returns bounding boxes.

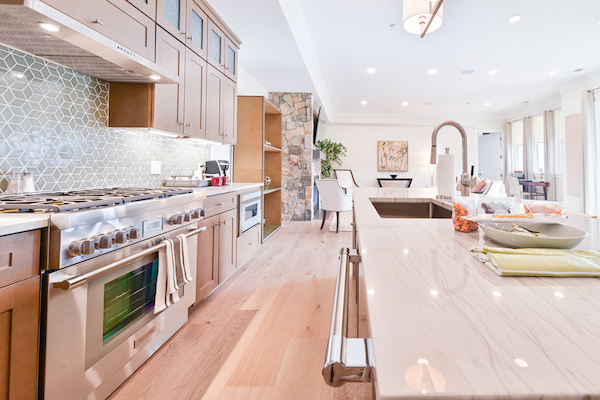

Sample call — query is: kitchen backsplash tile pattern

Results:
[0,45,210,192]
[268,92,314,221]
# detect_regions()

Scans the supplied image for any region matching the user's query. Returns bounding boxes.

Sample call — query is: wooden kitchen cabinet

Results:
[156,0,187,43]
[218,208,237,284]
[41,0,156,61]
[126,0,156,20]
[183,49,208,138]
[185,0,208,60]
[0,229,41,400]
[207,19,225,71]
[194,203,238,304]
[195,214,219,302]
[223,36,238,83]
[206,64,237,144]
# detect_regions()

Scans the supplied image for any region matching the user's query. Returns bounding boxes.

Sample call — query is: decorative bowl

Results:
[479,222,588,249]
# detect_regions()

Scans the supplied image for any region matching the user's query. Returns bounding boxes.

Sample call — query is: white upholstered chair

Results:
[507,176,529,199]
[315,179,353,233]
[484,180,507,197]
[333,169,358,194]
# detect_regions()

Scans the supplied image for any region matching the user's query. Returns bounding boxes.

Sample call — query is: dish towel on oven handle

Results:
[155,236,193,314]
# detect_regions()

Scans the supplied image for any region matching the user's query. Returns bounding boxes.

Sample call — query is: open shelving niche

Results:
[234,96,283,242]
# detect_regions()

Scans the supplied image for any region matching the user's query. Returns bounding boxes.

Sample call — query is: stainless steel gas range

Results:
[0,188,207,400]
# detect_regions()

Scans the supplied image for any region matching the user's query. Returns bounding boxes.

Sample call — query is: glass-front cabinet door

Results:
[224,36,238,82]
[186,0,208,60]
[157,0,187,42]
[207,19,225,71]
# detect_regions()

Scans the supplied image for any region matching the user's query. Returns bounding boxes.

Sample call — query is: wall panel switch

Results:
[151,160,161,175]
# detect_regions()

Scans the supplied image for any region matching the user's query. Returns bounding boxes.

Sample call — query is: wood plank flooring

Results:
[109,220,371,400]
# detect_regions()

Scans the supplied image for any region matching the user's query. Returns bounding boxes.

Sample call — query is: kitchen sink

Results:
[371,201,452,219]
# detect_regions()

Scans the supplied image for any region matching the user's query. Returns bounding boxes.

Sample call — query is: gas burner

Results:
[0,187,194,213]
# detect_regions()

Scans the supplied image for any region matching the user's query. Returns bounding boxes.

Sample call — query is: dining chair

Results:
[315,179,353,233]
[507,177,529,199]
[333,169,359,194]
[484,180,507,197]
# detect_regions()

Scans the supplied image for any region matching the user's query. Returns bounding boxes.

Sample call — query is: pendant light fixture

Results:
[403,0,444,38]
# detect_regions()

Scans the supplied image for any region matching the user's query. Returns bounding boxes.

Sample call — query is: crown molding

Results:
[502,95,562,122]
[556,68,600,94]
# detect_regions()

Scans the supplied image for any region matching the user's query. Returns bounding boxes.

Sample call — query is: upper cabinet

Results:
[126,0,157,20]
[224,36,238,82]
[207,19,225,71]
[185,0,208,60]
[156,0,187,43]
[41,0,156,61]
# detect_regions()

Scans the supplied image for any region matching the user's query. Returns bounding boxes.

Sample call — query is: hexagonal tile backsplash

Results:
[0,45,212,192]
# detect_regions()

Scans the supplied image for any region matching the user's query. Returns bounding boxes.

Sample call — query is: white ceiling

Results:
[209,0,600,121]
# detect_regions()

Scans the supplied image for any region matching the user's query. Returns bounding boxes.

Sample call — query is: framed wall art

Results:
[378,141,408,172]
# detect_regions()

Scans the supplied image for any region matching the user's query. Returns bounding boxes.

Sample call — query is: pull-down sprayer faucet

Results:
[429,120,475,197]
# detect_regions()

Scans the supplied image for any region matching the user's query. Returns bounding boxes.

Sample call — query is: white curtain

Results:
[544,110,556,201]
[503,121,512,185]
[523,117,533,179]
[582,90,599,215]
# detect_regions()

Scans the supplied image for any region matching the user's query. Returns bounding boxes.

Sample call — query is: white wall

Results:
[237,65,269,97]
[323,118,505,188]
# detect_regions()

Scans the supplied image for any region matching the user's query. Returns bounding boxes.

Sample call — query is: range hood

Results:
[0,1,178,84]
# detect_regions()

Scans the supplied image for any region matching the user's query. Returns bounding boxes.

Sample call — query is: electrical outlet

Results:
[151,160,161,175]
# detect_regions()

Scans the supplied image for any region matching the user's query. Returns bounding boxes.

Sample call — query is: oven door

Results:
[43,223,200,400]
[240,198,261,233]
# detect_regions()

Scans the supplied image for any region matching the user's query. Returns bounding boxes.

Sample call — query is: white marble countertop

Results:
[192,182,263,196]
[353,187,600,399]
[0,214,50,236]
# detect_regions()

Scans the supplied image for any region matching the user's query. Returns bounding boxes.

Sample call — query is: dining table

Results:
[518,180,550,200]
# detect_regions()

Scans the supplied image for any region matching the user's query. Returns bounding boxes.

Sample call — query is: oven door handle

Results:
[52,226,207,290]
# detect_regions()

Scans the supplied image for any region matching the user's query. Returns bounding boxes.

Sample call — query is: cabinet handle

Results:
[187,35,193,40]
[248,242,253,245]
[178,122,184,125]
[216,203,224,206]
[92,19,104,25]
[185,123,191,127]
[222,221,226,226]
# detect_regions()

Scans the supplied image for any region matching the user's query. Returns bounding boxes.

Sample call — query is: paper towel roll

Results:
[437,154,456,197]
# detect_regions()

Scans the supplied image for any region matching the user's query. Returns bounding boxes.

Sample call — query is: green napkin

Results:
[471,246,600,277]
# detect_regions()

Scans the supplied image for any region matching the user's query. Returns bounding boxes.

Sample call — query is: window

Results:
[532,114,545,175]
[511,120,524,172]
[554,109,564,174]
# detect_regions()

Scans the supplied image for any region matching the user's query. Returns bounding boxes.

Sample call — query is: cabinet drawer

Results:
[42,0,156,61]
[237,224,260,268]
[0,230,40,290]
[203,192,236,217]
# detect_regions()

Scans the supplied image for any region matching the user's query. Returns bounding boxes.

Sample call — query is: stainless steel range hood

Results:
[0,1,178,84]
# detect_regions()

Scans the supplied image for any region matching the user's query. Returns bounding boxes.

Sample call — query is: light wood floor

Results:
[109,220,371,400]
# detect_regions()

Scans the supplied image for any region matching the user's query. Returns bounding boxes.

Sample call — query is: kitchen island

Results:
[353,187,600,399]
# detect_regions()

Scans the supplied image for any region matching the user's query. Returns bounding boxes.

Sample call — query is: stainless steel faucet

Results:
[429,120,474,196]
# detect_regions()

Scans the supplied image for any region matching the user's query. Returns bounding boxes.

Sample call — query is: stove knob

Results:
[191,209,200,219]
[112,230,127,244]
[169,213,184,225]
[183,212,192,222]
[127,227,141,240]
[68,238,95,256]
[199,208,207,217]
[95,234,113,250]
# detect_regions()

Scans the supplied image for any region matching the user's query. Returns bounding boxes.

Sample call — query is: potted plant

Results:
[317,139,347,178]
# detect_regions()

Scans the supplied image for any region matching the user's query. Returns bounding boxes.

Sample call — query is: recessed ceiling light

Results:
[428,69,437,74]
[489,70,498,75]
[574,68,584,73]
[484,103,491,106]
[515,359,528,368]
[38,22,61,32]
[507,15,521,23]
[523,101,530,104]
[430,290,438,296]
[462,69,475,74]
[402,101,409,106]
[554,292,564,298]
[549,71,558,75]
[149,75,161,80]
[361,101,369,105]
[367,68,376,74]
[390,23,397,28]
[425,103,433,105]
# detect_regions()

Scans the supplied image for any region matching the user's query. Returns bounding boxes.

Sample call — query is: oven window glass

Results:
[103,256,158,343]
[244,203,258,221]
